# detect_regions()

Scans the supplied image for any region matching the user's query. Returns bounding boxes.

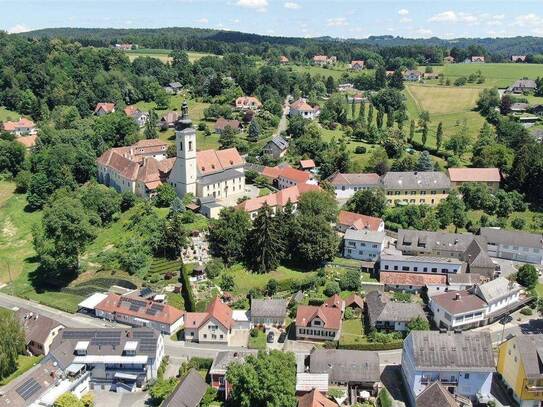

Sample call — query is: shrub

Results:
[354,146,367,154]
[511,217,526,230]
[324,281,341,296]
[393,292,412,302]
[520,307,533,316]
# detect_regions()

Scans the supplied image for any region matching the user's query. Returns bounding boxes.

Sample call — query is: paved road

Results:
[273,96,290,137]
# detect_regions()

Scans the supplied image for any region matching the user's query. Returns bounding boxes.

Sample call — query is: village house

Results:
[237,183,320,219]
[338,83,354,92]
[94,102,115,116]
[160,111,179,129]
[416,381,472,407]
[123,105,148,127]
[497,334,543,407]
[336,210,385,233]
[507,79,537,94]
[277,166,318,189]
[380,253,464,276]
[403,70,423,82]
[402,331,495,406]
[295,298,343,341]
[312,55,337,66]
[297,388,339,407]
[299,159,315,172]
[2,117,37,136]
[365,291,426,332]
[379,271,447,293]
[443,56,455,64]
[163,369,209,407]
[423,72,439,80]
[262,135,289,159]
[114,43,135,50]
[209,350,257,399]
[327,172,381,200]
[381,171,451,206]
[289,98,320,120]
[309,349,380,403]
[480,227,543,265]
[447,167,501,191]
[511,102,530,113]
[511,55,527,62]
[429,277,523,330]
[250,298,288,327]
[279,55,289,64]
[214,117,241,135]
[350,60,365,70]
[343,229,386,262]
[184,297,234,344]
[344,293,364,312]
[91,292,184,335]
[235,96,262,111]
[471,56,485,63]
[164,81,183,94]
[15,309,64,356]
[47,327,164,392]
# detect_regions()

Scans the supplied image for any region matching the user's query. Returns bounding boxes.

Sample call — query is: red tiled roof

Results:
[97,150,140,181]
[290,99,315,112]
[197,148,244,175]
[95,293,184,325]
[214,117,241,131]
[379,272,447,287]
[300,159,316,169]
[351,60,364,66]
[262,166,285,179]
[279,167,311,183]
[313,55,328,62]
[323,294,344,309]
[123,105,141,117]
[448,168,501,183]
[2,117,36,131]
[280,56,289,62]
[298,389,339,407]
[296,305,342,330]
[16,135,38,148]
[185,297,233,330]
[236,96,262,108]
[430,290,487,315]
[237,184,320,213]
[327,172,381,186]
[338,210,383,232]
[94,102,115,114]
[345,294,364,309]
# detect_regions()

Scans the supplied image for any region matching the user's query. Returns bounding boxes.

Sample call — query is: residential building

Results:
[164,81,183,94]
[344,293,364,311]
[379,271,447,293]
[2,117,37,136]
[295,300,342,341]
[446,273,485,293]
[184,297,234,344]
[381,171,451,206]
[327,172,381,200]
[279,55,289,64]
[444,56,455,63]
[350,60,365,70]
[336,210,384,233]
[290,98,320,120]
[312,55,336,66]
[343,229,386,262]
[511,55,527,62]
[480,227,543,264]
[416,381,472,407]
[237,184,320,219]
[235,96,262,111]
[380,253,464,275]
[401,331,495,406]
[309,349,380,403]
[497,334,543,407]
[277,166,318,189]
[403,70,423,81]
[47,327,164,391]
[297,388,339,407]
[210,350,257,399]
[471,56,485,63]
[423,72,439,80]
[429,277,523,330]
[94,102,115,116]
[163,369,209,407]
[160,111,179,129]
[507,79,537,94]
[447,167,501,191]
[365,291,426,332]
[98,103,246,202]
[263,135,289,158]
[214,117,241,135]
[511,102,530,112]
[300,159,315,172]
[15,309,64,356]
[123,105,148,127]
[93,293,184,335]
[296,373,329,393]
[250,298,288,327]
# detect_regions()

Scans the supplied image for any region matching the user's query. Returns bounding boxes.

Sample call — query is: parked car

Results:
[278,331,287,343]
[266,331,275,343]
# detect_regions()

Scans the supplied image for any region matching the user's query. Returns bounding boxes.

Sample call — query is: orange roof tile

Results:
[237,184,320,213]
[197,148,244,175]
[2,117,36,131]
[300,159,316,169]
[185,297,233,330]
[323,294,344,309]
[290,98,315,112]
[338,210,383,232]
[296,304,342,330]
[279,167,311,183]
[379,272,447,287]
[447,167,501,183]
[298,389,339,407]
[94,102,115,113]
[345,294,364,309]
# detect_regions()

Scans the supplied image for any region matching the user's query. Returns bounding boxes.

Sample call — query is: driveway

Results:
[491,258,519,278]
[229,329,250,347]
[92,390,149,407]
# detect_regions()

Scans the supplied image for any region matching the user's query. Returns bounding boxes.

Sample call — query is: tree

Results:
[500,94,512,115]
[346,189,387,217]
[408,119,415,143]
[53,393,84,407]
[436,122,443,151]
[219,274,236,291]
[226,351,297,407]
[159,213,189,259]
[326,76,336,94]
[205,259,225,279]
[320,94,348,125]
[201,386,218,407]
[340,269,361,291]
[297,190,338,223]
[266,279,278,295]
[248,120,260,142]
[149,378,177,406]
[79,182,121,225]
[324,281,341,296]
[0,140,25,176]
[367,104,374,125]
[118,237,151,275]
[416,151,433,171]
[292,214,338,268]
[0,312,25,380]
[246,204,284,273]
[154,183,177,208]
[418,111,430,127]
[476,87,500,116]
[374,66,387,89]
[208,208,251,265]
[376,109,384,129]
[358,102,366,128]
[219,126,237,149]
[445,121,471,156]
[517,264,538,289]
[407,316,430,332]
[389,69,404,90]
[144,110,158,139]
[436,192,466,230]
[421,121,428,146]
[365,146,389,175]
[386,109,394,128]
[351,99,356,119]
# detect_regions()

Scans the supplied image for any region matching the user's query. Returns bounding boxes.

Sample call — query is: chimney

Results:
[454,293,461,301]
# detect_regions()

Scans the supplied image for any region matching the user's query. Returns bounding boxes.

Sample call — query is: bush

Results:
[354,146,367,154]
[205,259,225,279]
[517,264,538,289]
[393,292,412,302]
[520,307,533,316]
[324,281,341,296]
[511,217,526,230]
[344,307,355,320]
[308,298,325,306]
[339,341,403,351]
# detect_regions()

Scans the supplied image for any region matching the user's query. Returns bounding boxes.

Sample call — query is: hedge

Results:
[189,357,213,370]
[410,140,452,160]
[179,263,196,312]
[338,341,403,351]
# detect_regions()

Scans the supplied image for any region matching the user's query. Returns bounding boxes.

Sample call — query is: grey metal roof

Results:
[198,167,244,185]
[480,227,543,249]
[344,229,386,244]
[515,334,543,378]
[268,136,289,150]
[365,291,426,326]
[381,253,464,265]
[309,349,380,383]
[397,229,474,254]
[407,331,495,372]
[447,273,482,285]
[475,277,521,303]
[163,369,209,407]
[210,350,257,374]
[382,171,451,190]
[509,79,537,89]
[250,299,288,318]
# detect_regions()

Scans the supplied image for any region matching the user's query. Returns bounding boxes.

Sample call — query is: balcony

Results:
[525,383,543,393]
[420,377,458,386]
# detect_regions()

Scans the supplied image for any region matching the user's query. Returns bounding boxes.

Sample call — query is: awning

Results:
[66,363,85,375]
[114,372,138,381]
[78,293,108,310]
[359,261,376,268]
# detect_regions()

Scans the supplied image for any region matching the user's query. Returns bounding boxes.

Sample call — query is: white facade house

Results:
[343,229,386,261]
[480,228,543,265]
[380,254,464,276]
[295,297,343,341]
[289,98,320,120]
[402,331,495,406]
[327,172,381,200]
[184,298,234,345]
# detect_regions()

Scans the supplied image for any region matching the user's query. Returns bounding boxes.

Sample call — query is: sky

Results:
[2,0,543,39]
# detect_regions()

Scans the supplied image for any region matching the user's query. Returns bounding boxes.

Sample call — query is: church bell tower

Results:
[173,101,197,196]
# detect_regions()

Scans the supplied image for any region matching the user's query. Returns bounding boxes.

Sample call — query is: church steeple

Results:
[176,101,192,131]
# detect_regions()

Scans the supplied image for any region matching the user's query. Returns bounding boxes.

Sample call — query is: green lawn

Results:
[125,49,216,63]
[248,329,267,350]
[0,107,21,122]
[535,283,543,297]
[436,63,543,88]
[339,318,366,345]
[288,64,354,81]
[0,355,43,386]
[465,210,543,233]
[258,187,272,197]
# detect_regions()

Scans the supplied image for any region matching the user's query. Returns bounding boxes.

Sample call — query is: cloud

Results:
[398,9,409,16]
[428,11,478,24]
[400,17,413,23]
[327,17,348,27]
[284,2,300,9]
[8,24,31,34]
[195,17,208,24]
[514,13,543,27]
[236,0,268,12]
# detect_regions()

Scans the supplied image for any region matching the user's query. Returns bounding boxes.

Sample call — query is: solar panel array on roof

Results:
[129,303,141,312]
[132,330,155,338]
[138,337,157,353]
[123,297,147,307]
[16,378,41,401]
[146,308,158,316]
[62,330,122,346]
[140,287,153,297]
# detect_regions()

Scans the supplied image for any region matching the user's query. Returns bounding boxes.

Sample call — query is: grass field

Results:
[0,355,43,386]
[125,49,216,63]
[0,107,21,122]
[339,318,366,345]
[289,64,353,81]
[465,210,543,233]
[248,329,267,350]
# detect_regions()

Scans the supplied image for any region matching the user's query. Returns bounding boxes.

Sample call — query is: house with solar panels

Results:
[90,292,184,335]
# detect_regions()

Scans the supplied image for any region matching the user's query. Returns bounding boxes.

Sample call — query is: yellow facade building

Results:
[381,171,451,206]
[497,334,543,407]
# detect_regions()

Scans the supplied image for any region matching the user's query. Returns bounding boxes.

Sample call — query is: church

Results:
[97,102,246,205]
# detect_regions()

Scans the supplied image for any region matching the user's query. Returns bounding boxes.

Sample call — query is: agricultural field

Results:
[125,48,217,63]
[288,63,354,81]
